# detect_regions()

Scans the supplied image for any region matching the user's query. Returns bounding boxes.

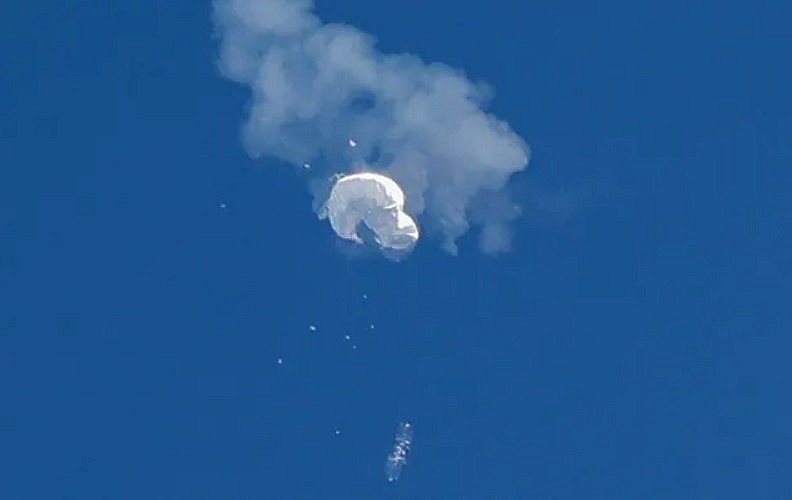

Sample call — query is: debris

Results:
[322,172,419,251]
[385,422,413,482]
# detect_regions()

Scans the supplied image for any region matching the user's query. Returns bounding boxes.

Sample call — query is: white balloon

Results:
[323,172,419,251]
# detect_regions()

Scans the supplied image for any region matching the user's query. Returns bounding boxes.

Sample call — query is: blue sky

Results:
[1,0,790,499]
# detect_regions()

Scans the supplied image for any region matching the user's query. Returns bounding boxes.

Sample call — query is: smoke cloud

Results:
[213,0,530,254]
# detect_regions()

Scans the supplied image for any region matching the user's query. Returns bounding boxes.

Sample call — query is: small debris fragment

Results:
[219,203,227,209]
[369,324,375,330]
[344,334,351,341]
[335,429,341,436]
[348,138,358,148]
[308,325,317,332]
[276,357,284,365]
[302,163,311,170]
[385,422,413,482]
[362,294,368,299]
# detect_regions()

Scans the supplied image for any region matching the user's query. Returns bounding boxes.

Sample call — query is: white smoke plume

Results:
[213,0,530,254]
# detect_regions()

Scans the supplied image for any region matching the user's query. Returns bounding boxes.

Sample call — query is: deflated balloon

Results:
[323,172,419,251]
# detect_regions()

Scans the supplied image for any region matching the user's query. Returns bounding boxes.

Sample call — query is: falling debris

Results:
[362,294,368,299]
[348,138,358,148]
[370,324,375,330]
[219,203,227,209]
[385,422,413,482]
[335,429,341,436]
[302,163,311,170]
[352,344,357,350]
[321,172,419,252]
[344,335,351,341]
[308,325,317,332]
[276,357,284,365]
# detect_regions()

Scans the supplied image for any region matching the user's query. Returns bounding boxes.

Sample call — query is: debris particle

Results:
[309,325,317,332]
[335,429,341,436]
[219,203,227,209]
[348,138,358,148]
[276,357,284,365]
[362,294,368,299]
[385,422,413,482]
[302,163,311,170]
[370,324,375,330]
[344,335,351,341]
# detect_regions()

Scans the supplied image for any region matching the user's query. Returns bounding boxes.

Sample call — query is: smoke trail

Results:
[213,0,530,254]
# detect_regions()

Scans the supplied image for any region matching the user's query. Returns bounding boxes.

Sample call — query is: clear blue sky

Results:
[1,1,790,499]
